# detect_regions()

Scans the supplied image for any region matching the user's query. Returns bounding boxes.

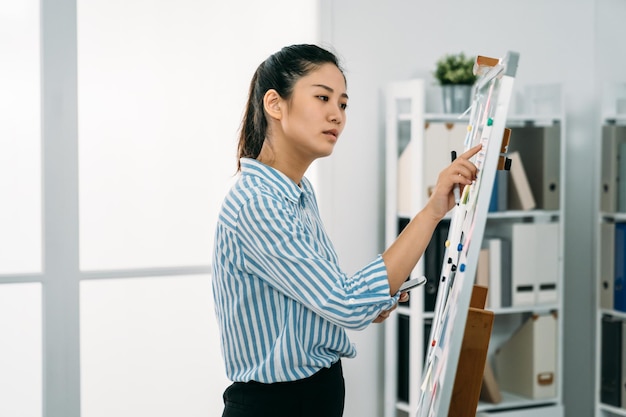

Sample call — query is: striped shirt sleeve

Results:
[237,190,398,330]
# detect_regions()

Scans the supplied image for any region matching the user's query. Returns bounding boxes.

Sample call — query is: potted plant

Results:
[434,52,476,113]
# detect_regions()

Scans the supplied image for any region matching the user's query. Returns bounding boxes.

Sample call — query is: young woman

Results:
[212,44,480,417]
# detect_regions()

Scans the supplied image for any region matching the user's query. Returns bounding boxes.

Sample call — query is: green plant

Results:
[434,52,477,85]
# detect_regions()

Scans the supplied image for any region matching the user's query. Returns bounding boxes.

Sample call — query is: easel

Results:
[448,128,512,417]
[448,285,493,417]
[415,52,519,417]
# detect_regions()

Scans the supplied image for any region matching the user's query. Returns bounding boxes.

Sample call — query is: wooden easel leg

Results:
[448,285,494,417]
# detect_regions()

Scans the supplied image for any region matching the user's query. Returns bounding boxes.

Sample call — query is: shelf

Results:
[601,212,626,222]
[399,305,557,317]
[486,210,560,222]
[490,304,559,316]
[599,403,626,416]
[409,210,560,223]
[397,306,434,318]
[396,401,410,413]
[477,391,559,412]
[397,112,562,126]
[505,114,562,127]
[599,308,626,320]
[423,113,470,122]
[397,392,560,415]
[603,115,626,126]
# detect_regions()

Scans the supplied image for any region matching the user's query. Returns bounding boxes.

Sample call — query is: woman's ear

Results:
[263,89,282,120]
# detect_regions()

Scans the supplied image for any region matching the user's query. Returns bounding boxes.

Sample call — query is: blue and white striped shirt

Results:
[212,158,398,383]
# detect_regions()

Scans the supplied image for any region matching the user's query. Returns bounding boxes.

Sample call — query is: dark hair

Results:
[236,44,344,170]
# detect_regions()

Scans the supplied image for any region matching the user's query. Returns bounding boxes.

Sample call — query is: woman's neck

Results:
[257,143,310,186]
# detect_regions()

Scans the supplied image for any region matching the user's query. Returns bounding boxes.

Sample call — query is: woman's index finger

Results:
[460,143,483,159]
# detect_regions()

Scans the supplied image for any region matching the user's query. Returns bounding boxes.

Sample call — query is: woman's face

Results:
[277,63,348,161]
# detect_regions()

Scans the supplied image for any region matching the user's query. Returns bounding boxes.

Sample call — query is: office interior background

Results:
[1,0,624,416]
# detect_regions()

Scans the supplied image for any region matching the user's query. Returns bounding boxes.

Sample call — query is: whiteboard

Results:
[415,51,520,417]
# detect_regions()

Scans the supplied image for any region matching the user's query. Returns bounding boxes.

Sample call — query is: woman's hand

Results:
[424,144,482,221]
[373,292,409,323]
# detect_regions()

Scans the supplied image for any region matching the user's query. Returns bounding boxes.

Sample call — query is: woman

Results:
[212,44,480,417]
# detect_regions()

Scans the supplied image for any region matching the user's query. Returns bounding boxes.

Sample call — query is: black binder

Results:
[397,217,412,306]
[397,314,410,402]
[424,220,450,311]
[397,316,435,403]
[601,315,623,407]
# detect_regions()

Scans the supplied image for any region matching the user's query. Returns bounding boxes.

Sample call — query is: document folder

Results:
[508,125,560,210]
[510,223,559,306]
[601,222,615,310]
[495,313,557,399]
[601,125,626,212]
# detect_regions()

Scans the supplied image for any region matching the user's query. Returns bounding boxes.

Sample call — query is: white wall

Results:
[318,1,626,416]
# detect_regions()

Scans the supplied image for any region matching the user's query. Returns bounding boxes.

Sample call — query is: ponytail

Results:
[237,67,267,171]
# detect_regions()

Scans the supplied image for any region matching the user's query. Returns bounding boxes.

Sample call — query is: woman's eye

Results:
[340,103,348,110]
[317,95,329,102]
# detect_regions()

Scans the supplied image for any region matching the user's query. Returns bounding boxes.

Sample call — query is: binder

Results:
[500,239,512,308]
[601,125,626,212]
[397,138,414,215]
[535,223,560,304]
[397,314,410,402]
[483,238,512,308]
[488,171,508,212]
[615,223,626,312]
[397,217,417,308]
[510,223,559,306]
[486,239,502,309]
[508,125,560,210]
[495,313,557,399]
[424,220,450,311]
[620,142,626,212]
[423,319,432,363]
[423,122,466,199]
[601,315,623,407]
[448,123,467,150]
[475,248,490,289]
[507,151,536,211]
[622,320,626,409]
[600,222,615,310]
[423,122,448,199]
[510,224,536,306]
[480,360,502,404]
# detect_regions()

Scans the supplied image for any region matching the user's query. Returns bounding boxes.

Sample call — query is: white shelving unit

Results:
[383,79,565,417]
[384,79,426,417]
[595,101,626,416]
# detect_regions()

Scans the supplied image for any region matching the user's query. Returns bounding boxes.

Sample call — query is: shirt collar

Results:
[240,158,304,203]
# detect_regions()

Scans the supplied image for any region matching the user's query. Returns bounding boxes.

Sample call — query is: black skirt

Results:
[222,360,345,417]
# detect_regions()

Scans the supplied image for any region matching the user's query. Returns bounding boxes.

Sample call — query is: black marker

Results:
[451,151,461,204]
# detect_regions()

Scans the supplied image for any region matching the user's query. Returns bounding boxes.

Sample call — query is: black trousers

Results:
[222,360,345,417]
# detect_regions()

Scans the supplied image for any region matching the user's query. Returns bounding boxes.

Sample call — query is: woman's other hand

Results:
[373,292,409,323]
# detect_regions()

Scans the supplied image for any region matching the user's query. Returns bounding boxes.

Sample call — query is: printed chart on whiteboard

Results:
[415,51,520,417]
